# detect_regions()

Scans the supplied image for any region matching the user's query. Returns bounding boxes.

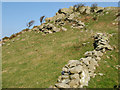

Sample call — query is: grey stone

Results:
[61,27,67,31]
[55,83,70,88]
[61,75,69,79]
[67,60,81,68]
[62,67,68,72]
[61,79,70,84]
[53,27,60,32]
[69,65,83,74]
[69,79,80,88]
[70,73,80,79]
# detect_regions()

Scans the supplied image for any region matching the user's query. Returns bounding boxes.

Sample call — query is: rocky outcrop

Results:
[51,33,112,88]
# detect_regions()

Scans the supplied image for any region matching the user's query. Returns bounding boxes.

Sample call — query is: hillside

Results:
[2,5,119,88]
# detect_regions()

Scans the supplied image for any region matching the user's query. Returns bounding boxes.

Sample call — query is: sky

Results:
[2,2,118,38]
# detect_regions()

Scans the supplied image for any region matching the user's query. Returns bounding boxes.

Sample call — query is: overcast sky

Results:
[2,2,118,38]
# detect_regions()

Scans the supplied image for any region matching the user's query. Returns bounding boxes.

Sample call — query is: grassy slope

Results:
[2,8,118,88]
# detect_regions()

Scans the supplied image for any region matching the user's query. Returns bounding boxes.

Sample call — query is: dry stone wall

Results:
[50,33,112,88]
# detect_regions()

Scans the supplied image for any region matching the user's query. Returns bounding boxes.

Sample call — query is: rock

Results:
[69,65,83,74]
[79,7,86,14]
[48,31,53,34]
[67,13,75,20]
[61,79,70,84]
[70,73,80,80]
[96,7,104,13]
[84,51,93,57]
[53,27,60,32]
[67,60,81,68]
[62,67,68,72]
[69,79,80,88]
[61,27,67,31]
[57,76,62,82]
[92,50,103,57]
[85,6,91,14]
[82,43,86,46]
[59,8,73,15]
[32,27,39,31]
[80,70,90,87]
[78,21,85,26]
[55,13,65,21]
[98,73,104,76]
[95,56,101,61]
[45,17,53,22]
[55,83,70,88]
[61,75,69,79]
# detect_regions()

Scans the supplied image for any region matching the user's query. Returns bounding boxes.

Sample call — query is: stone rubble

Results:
[51,33,112,88]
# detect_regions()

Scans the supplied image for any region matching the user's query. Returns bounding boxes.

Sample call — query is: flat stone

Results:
[70,73,80,79]
[55,83,70,88]
[69,79,80,88]
[61,79,70,84]
[67,60,81,68]
[69,65,83,74]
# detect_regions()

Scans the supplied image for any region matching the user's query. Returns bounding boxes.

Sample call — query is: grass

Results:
[2,7,118,88]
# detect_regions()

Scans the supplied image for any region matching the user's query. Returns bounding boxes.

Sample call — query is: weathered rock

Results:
[80,70,90,87]
[92,50,103,57]
[61,27,67,31]
[62,67,68,72]
[70,73,80,80]
[69,65,83,74]
[61,79,70,84]
[55,83,70,88]
[59,8,73,15]
[53,27,60,32]
[69,79,80,88]
[61,75,69,79]
[67,60,81,68]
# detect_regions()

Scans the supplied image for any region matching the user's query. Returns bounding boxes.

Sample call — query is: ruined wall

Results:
[50,33,112,88]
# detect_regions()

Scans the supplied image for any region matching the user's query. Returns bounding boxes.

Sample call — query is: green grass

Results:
[2,7,118,88]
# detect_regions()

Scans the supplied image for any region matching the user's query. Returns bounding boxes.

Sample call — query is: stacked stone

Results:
[32,23,67,34]
[51,33,112,88]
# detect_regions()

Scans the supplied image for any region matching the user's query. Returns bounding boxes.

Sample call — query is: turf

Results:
[2,7,118,88]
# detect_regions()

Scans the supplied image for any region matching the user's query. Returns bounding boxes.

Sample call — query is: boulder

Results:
[59,8,73,15]
[79,7,86,14]
[85,6,91,14]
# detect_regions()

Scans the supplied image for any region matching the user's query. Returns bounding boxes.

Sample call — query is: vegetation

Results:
[40,16,45,24]
[27,20,35,29]
[73,3,85,12]
[2,7,118,88]
[91,3,98,12]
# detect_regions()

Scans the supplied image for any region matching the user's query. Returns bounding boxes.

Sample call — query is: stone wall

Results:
[50,33,113,88]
